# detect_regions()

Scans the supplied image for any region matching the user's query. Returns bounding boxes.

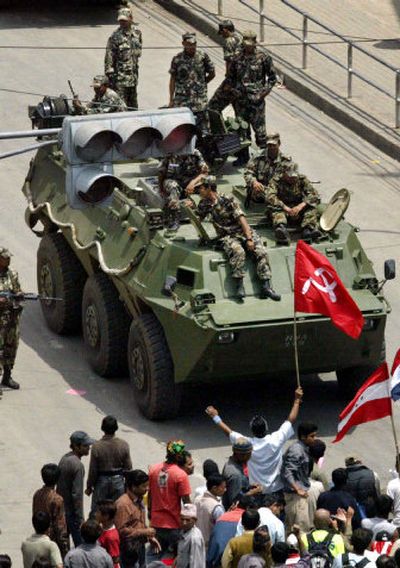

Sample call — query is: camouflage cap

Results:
[195,174,217,190]
[182,32,197,44]
[266,132,281,145]
[218,19,234,33]
[91,75,109,87]
[0,247,11,259]
[117,7,132,21]
[282,161,299,178]
[242,29,257,44]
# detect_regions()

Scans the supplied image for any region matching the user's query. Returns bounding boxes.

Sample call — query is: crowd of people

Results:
[1,393,400,568]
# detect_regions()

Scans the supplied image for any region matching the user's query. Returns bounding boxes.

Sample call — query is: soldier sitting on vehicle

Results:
[191,175,281,301]
[265,160,322,245]
[158,149,209,231]
[243,132,291,207]
[72,75,127,115]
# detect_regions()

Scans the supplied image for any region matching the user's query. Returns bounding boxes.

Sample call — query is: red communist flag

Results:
[294,240,364,339]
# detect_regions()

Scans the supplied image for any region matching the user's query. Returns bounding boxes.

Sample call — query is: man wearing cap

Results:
[244,133,291,207]
[105,6,142,109]
[226,30,277,158]
[57,431,94,547]
[158,148,209,231]
[169,32,216,135]
[265,159,321,245]
[208,20,242,114]
[175,504,206,568]
[73,75,127,115]
[0,246,22,391]
[86,415,132,516]
[193,176,280,301]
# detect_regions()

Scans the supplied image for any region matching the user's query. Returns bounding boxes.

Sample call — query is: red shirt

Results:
[98,526,120,568]
[149,462,191,529]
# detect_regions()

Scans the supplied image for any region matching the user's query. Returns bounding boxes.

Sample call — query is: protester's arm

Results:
[85,448,97,495]
[287,387,303,423]
[49,541,63,568]
[123,442,133,471]
[71,466,84,522]
[205,406,233,437]
[282,450,308,497]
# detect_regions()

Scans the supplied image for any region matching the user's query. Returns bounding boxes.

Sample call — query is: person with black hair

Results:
[238,526,272,567]
[281,422,318,532]
[317,469,361,529]
[64,520,113,567]
[115,470,160,567]
[195,459,220,499]
[195,473,226,548]
[236,494,285,545]
[271,542,290,567]
[86,415,132,516]
[0,554,12,568]
[180,450,195,476]
[21,512,63,568]
[206,387,302,501]
[96,500,120,568]
[362,495,398,539]
[332,528,375,568]
[221,509,261,567]
[377,557,397,568]
[32,464,68,558]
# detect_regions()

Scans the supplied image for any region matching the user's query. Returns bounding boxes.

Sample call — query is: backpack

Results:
[341,553,370,568]
[305,531,335,568]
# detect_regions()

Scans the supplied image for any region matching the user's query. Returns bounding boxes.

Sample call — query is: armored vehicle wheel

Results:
[128,313,181,420]
[37,233,86,334]
[82,273,130,377]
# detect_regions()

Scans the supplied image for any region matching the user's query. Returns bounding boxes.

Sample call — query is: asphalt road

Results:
[0,0,399,562]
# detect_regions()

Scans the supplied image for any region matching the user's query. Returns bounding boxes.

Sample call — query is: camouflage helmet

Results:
[117,7,132,21]
[218,19,235,33]
[195,175,217,191]
[91,75,109,88]
[242,29,257,45]
[182,32,197,44]
[280,160,299,178]
[0,247,12,260]
[266,132,281,145]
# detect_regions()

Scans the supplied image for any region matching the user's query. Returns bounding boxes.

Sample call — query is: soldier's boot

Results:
[232,147,250,167]
[275,224,290,245]
[166,210,180,232]
[1,365,20,390]
[234,278,246,301]
[303,225,322,242]
[260,279,281,301]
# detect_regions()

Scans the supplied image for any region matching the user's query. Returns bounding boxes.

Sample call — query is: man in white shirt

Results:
[387,457,400,527]
[206,387,302,497]
[21,511,63,568]
[235,493,285,544]
[332,528,375,568]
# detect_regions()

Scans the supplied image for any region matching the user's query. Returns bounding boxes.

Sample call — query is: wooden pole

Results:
[293,311,301,388]
[390,403,400,457]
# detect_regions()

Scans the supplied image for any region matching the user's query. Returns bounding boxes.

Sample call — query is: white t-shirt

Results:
[229,421,294,491]
[235,506,285,544]
[21,534,62,568]
[332,552,375,568]
[387,475,400,527]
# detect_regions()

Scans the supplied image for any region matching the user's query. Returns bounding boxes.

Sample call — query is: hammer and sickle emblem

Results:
[301,267,338,303]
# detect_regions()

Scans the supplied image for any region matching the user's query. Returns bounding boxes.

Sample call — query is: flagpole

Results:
[390,402,400,457]
[293,311,301,388]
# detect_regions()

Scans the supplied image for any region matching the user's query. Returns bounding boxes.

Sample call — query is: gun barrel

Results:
[0,140,55,161]
[0,128,61,140]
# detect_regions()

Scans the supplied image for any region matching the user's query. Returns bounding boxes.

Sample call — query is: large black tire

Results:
[82,273,130,377]
[37,233,86,334]
[128,313,181,420]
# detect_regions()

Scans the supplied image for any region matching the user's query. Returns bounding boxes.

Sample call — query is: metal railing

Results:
[214,0,400,127]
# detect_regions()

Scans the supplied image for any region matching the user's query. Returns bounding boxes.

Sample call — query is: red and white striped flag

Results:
[333,363,392,443]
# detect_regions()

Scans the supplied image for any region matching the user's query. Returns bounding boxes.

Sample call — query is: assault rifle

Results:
[0,292,63,302]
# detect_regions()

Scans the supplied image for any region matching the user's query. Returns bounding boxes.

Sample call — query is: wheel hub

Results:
[39,264,54,306]
[85,304,100,348]
[131,345,145,390]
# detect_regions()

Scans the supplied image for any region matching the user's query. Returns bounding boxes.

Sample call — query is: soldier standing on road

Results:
[193,176,281,301]
[57,431,94,547]
[265,160,321,245]
[227,30,277,165]
[169,32,216,135]
[244,133,291,207]
[105,7,142,109]
[158,148,209,231]
[0,247,22,392]
[86,415,132,517]
[72,75,127,115]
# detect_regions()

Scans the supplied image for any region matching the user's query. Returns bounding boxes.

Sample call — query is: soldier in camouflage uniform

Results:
[169,32,216,135]
[265,160,322,245]
[72,75,127,115]
[244,133,291,206]
[104,7,142,109]
[193,176,280,301]
[0,247,22,391]
[158,149,209,230]
[208,20,243,113]
[227,30,277,163]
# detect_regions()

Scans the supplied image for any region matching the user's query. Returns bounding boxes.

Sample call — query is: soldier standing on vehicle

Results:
[158,148,209,231]
[169,32,216,135]
[227,30,277,164]
[192,176,281,301]
[0,247,22,392]
[265,160,321,245]
[208,20,243,114]
[244,133,291,206]
[72,75,127,115]
[85,415,132,517]
[104,7,142,109]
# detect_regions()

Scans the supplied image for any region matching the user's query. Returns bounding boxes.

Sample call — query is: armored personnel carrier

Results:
[4,107,394,419]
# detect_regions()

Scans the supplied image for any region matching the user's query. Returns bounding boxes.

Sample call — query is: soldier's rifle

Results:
[0,292,63,302]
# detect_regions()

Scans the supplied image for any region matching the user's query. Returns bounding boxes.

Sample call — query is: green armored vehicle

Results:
[11,108,394,419]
